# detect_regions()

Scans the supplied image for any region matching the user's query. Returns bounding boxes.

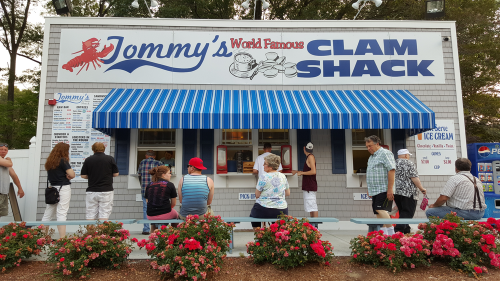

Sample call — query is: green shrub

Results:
[0,222,50,272]
[136,214,235,280]
[246,214,334,269]
[46,221,133,279]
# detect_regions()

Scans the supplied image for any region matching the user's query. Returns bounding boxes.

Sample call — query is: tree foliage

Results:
[0,84,38,149]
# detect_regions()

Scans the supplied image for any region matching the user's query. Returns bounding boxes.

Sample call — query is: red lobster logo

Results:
[62,38,114,75]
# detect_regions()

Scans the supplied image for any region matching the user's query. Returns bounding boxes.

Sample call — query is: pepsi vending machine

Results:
[467,143,500,218]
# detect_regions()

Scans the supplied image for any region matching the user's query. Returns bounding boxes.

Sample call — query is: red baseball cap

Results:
[189,157,207,170]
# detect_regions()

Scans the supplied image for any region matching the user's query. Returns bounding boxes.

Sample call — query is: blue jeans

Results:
[426,206,484,220]
[142,197,150,232]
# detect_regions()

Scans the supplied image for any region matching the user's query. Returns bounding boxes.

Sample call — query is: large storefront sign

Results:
[415,119,456,175]
[57,30,445,85]
[51,93,111,182]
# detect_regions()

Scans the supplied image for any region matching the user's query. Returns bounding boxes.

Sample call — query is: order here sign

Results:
[57,30,445,85]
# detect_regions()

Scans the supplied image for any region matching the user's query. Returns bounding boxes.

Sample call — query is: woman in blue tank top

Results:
[178,157,214,219]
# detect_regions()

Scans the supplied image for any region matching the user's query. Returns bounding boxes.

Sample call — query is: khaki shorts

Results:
[0,194,9,217]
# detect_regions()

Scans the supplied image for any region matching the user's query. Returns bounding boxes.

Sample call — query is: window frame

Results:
[346,129,392,188]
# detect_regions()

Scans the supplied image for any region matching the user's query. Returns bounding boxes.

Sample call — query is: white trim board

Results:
[45,17,456,30]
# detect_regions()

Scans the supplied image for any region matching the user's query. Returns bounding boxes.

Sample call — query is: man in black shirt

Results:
[81,142,119,220]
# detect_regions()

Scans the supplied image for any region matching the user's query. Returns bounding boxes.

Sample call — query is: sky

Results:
[0,3,45,90]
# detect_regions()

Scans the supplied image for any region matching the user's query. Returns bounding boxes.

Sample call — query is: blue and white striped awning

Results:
[92,89,435,134]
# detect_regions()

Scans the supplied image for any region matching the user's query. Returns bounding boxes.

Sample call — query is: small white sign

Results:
[415,119,457,175]
[353,193,371,200]
[239,193,256,200]
[136,194,142,202]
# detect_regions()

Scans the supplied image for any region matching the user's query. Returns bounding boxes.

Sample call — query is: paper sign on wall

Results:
[415,120,457,175]
[50,93,111,182]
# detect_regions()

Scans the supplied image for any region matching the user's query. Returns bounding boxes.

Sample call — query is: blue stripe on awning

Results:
[93,89,435,134]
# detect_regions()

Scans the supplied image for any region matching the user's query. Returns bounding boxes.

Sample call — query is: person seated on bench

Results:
[145,165,178,231]
[250,154,290,231]
[178,157,215,220]
[426,158,486,220]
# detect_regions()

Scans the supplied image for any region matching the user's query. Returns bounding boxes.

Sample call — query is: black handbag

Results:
[45,181,62,205]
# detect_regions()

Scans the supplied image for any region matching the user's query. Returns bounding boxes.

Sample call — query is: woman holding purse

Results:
[42,142,75,237]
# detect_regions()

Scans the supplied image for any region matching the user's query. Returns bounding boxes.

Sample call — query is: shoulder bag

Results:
[45,180,62,205]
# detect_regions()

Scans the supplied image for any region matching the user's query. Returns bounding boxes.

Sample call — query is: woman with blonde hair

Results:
[42,142,75,237]
[145,165,178,231]
[249,153,290,230]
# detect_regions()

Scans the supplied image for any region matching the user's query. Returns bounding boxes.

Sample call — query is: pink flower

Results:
[353,254,357,258]
[474,267,482,274]
[131,238,138,243]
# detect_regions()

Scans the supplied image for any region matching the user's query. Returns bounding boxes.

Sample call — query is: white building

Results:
[30,18,465,222]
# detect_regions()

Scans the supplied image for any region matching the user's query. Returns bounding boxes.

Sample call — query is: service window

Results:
[258,129,289,156]
[352,129,384,173]
[221,129,253,163]
[137,129,177,172]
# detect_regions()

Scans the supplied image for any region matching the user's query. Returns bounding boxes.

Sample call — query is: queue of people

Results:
[0,134,488,237]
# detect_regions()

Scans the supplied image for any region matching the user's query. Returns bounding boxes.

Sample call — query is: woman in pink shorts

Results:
[145,165,178,231]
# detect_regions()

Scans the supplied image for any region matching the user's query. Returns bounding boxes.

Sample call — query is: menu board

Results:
[415,119,457,175]
[51,93,111,182]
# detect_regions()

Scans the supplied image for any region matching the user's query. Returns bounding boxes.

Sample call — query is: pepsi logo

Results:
[478,146,491,158]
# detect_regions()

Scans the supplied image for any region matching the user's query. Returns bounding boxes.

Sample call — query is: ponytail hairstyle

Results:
[149,165,170,182]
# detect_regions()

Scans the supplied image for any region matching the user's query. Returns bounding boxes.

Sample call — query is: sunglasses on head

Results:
[0,143,8,148]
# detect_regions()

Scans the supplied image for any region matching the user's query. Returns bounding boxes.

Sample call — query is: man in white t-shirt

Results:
[253,143,283,183]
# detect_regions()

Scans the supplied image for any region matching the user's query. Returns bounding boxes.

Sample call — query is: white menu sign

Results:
[415,119,457,175]
[51,93,111,182]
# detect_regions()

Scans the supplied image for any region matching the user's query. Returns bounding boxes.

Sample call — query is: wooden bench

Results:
[0,219,137,227]
[137,217,339,253]
[350,218,489,232]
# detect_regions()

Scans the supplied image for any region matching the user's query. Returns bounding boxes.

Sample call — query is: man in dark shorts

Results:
[365,135,396,235]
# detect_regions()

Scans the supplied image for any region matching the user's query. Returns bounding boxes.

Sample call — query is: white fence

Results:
[0,137,38,222]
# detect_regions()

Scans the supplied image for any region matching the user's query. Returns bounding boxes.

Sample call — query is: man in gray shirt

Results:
[0,143,24,218]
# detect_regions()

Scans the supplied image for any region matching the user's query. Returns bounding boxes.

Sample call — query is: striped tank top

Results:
[180,174,210,217]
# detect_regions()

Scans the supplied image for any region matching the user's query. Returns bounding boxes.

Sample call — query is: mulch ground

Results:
[2,257,499,280]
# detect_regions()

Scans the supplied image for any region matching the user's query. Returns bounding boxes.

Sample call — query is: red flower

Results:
[270,223,279,232]
[55,252,59,256]
[353,254,358,258]
[60,257,65,262]
[23,234,28,239]
[280,220,285,225]
[256,242,260,246]
[481,245,490,253]
[325,261,330,266]
[474,267,482,274]
[388,243,397,251]
[11,232,17,237]
[184,238,202,251]
[168,234,180,245]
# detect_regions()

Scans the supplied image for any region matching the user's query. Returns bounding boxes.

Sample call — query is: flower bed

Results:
[46,221,133,279]
[350,213,500,277]
[136,214,235,280]
[0,222,50,272]
[419,213,500,276]
[246,215,334,269]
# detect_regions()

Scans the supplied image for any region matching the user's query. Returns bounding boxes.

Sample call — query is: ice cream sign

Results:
[57,30,445,85]
[415,120,457,175]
